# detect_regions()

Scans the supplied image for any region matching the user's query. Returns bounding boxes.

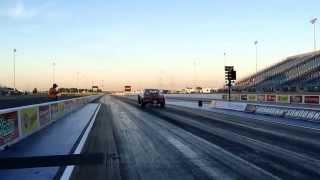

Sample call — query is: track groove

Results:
[115,96,320,179]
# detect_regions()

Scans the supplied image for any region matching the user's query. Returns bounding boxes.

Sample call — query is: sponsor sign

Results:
[245,104,256,113]
[51,103,59,121]
[257,94,265,102]
[0,112,19,146]
[304,96,319,104]
[72,99,77,109]
[230,94,240,101]
[266,95,276,102]
[222,94,228,100]
[57,103,65,119]
[255,106,286,117]
[284,109,320,121]
[277,95,289,103]
[21,107,39,136]
[226,102,247,111]
[248,95,257,101]
[39,105,50,127]
[240,95,248,101]
[210,100,247,111]
[252,104,320,122]
[63,101,71,113]
[290,96,303,104]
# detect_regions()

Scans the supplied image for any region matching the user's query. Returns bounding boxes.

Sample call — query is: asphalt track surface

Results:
[0,95,78,109]
[72,95,320,180]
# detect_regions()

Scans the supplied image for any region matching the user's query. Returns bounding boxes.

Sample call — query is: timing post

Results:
[225,66,237,101]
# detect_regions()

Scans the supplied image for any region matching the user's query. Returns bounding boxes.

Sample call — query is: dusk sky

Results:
[0,0,319,91]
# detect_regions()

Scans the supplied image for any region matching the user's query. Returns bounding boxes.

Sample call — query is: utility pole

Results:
[224,52,226,67]
[76,72,79,93]
[254,41,258,74]
[13,49,16,91]
[193,59,199,89]
[52,62,56,84]
[223,52,227,88]
[254,41,259,91]
[101,80,104,91]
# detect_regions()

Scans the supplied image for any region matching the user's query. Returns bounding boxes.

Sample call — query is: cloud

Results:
[7,0,36,18]
[5,0,54,19]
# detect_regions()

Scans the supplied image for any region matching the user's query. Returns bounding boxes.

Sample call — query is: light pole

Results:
[52,62,56,85]
[101,80,104,91]
[223,52,227,88]
[254,40,258,74]
[13,49,16,91]
[76,72,79,93]
[310,18,317,51]
[224,52,226,67]
[254,41,259,91]
[193,59,199,89]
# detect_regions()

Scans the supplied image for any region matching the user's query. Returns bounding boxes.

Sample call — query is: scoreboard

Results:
[124,86,131,92]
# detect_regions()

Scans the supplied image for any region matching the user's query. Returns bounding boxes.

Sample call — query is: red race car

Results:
[138,89,165,108]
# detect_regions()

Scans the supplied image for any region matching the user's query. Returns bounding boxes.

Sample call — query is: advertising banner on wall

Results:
[210,100,247,111]
[248,95,257,101]
[266,95,276,102]
[285,109,320,121]
[231,94,240,101]
[241,95,248,101]
[290,96,303,104]
[245,104,257,113]
[255,106,286,117]
[57,103,65,119]
[0,112,19,146]
[277,95,289,103]
[63,101,70,113]
[257,95,265,102]
[66,100,73,112]
[51,104,59,121]
[304,96,319,104]
[21,107,39,136]
[222,95,228,100]
[39,105,50,127]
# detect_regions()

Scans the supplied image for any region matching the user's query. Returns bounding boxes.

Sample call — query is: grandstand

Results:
[235,50,320,92]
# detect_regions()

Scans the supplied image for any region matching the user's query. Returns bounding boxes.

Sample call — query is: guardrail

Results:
[0,95,102,150]
[165,93,320,105]
[209,100,320,122]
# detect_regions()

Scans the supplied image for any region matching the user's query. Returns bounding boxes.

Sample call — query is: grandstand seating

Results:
[235,51,320,92]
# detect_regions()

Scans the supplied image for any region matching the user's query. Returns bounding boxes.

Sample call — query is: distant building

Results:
[195,87,202,93]
[181,87,194,94]
[92,86,99,92]
[202,88,216,93]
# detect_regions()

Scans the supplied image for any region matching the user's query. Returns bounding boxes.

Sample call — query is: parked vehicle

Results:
[8,90,23,96]
[138,89,165,108]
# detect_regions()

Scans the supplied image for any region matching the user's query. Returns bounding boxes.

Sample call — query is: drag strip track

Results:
[110,96,276,180]
[114,96,320,180]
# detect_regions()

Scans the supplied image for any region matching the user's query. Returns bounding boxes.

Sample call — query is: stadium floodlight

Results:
[254,40,258,74]
[310,18,317,51]
[310,18,317,24]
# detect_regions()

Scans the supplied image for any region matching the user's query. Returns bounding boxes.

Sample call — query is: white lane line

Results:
[60,103,101,180]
